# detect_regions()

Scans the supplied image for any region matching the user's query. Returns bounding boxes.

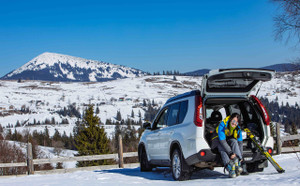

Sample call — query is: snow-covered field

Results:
[0,73,299,138]
[1,153,300,186]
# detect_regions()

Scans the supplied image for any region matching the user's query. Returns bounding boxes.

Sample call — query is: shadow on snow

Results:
[95,167,227,181]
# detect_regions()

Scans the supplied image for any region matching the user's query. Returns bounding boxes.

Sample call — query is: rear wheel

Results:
[140,147,152,172]
[171,149,191,181]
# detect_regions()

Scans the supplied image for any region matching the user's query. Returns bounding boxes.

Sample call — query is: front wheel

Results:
[140,148,152,172]
[171,149,191,181]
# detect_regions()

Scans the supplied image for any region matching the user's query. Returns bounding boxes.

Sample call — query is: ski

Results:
[244,128,285,173]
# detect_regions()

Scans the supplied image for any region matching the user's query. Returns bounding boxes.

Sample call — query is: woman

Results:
[211,113,248,178]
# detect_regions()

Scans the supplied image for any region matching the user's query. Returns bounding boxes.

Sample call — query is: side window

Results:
[178,101,188,124]
[167,103,180,126]
[153,108,168,130]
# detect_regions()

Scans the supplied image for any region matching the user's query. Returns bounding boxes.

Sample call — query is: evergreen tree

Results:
[116,110,122,121]
[52,129,61,142]
[44,127,51,146]
[131,109,134,118]
[15,120,21,127]
[96,107,100,114]
[5,129,12,140]
[143,99,147,107]
[75,105,110,167]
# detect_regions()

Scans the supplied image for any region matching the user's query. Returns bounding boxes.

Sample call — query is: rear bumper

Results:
[185,149,267,167]
[185,149,222,166]
[243,151,267,163]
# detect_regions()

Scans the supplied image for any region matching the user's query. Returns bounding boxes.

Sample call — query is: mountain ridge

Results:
[1,52,146,82]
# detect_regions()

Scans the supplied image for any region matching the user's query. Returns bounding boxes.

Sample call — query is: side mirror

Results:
[143,122,151,130]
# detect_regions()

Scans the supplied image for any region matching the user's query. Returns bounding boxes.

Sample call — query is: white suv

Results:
[138,69,275,180]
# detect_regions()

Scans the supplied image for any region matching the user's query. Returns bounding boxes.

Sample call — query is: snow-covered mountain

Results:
[1,52,147,82]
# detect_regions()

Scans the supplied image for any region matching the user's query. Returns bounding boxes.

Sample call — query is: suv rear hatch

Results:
[202,68,274,97]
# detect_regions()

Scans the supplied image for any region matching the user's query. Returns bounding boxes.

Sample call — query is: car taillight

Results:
[200,151,206,157]
[251,95,270,126]
[267,148,273,155]
[194,95,203,127]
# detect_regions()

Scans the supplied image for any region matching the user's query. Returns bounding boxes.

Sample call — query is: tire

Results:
[171,149,192,181]
[140,147,152,172]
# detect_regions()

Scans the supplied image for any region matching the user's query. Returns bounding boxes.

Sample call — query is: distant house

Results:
[110,97,117,102]
[119,97,124,101]
[9,105,14,110]
[125,98,132,101]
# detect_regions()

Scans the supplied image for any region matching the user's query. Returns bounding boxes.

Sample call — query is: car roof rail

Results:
[166,90,201,104]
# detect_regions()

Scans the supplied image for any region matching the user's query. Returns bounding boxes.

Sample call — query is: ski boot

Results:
[233,158,243,176]
[226,160,236,178]
[241,161,249,175]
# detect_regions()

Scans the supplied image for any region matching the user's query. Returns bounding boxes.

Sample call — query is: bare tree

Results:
[272,0,300,44]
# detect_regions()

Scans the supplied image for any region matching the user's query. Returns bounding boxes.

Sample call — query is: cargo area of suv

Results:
[204,97,269,171]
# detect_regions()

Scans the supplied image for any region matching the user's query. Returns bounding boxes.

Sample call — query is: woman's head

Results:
[228,113,241,129]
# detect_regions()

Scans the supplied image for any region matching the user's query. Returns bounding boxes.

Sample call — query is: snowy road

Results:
[1,153,300,186]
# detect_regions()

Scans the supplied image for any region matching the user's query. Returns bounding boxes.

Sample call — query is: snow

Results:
[0,72,299,139]
[1,153,300,185]
[0,75,202,138]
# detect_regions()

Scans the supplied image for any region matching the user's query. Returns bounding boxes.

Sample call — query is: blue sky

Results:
[0,0,299,76]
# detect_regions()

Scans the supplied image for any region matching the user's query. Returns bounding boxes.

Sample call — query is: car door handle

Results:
[168,131,174,135]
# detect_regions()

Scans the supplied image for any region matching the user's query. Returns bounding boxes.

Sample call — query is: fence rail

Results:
[0,135,139,175]
[276,123,300,154]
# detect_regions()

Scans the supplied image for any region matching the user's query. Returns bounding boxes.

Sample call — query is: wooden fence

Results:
[275,123,300,154]
[0,135,139,176]
[1,125,299,176]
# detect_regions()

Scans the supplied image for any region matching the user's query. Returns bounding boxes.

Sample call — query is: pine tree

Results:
[96,107,100,114]
[53,129,61,142]
[131,109,134,118]
[75,105,110,167]
[44,126,51,146]
[116,110,122,121]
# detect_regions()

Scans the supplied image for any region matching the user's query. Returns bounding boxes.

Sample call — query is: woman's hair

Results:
[228,113,241,126]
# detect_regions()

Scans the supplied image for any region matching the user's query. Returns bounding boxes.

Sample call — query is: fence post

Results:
[27,143,34,175]
[118,135,124,168]
[276,123,282,155]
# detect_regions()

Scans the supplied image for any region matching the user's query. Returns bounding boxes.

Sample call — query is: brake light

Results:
[267,148,273,154]
[251,95,270,126]
[200,151,206,157]
[194,95,203,127]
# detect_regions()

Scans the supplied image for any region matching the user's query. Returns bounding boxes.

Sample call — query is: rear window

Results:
[208,79,257,89]
[206,71,272,93]
[166,100,188,126]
